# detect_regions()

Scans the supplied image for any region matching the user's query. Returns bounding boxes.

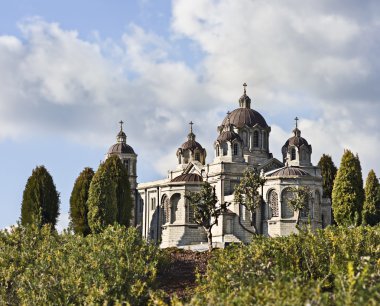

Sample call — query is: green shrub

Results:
[0,224,163,305]
[191,226,380,305]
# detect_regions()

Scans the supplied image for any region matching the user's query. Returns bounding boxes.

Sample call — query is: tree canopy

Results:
[332,150,364,226]
[20,165,60,228]
[234,168,266,232]
[87,156,132,233]
[318,154,337,199]
[69,167,94,235]
[186,182,229,251]
[362,169,380,226]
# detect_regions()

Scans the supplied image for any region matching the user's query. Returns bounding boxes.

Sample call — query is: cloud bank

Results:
[1,1,380,183]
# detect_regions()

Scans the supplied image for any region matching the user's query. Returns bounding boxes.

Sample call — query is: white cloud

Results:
[1,0,380,186]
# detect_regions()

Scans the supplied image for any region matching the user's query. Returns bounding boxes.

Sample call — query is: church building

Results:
[106,84,332,247]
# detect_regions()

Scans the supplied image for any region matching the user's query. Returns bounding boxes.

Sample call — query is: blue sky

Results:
[1,0,380,230]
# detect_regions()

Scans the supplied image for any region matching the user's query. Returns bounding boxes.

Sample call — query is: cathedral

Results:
[106,84,332,247]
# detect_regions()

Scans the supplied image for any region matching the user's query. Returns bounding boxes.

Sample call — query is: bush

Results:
[0,225,163,305]
[191,226,380,305]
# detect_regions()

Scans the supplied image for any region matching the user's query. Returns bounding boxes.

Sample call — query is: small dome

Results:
[180,122,205,151]
[267,166,310,177]
[217,130,242,143]
[171,173,203,182]
[221,107,268,129]
[108,143,135,154]
[181,138,204,151]
[282,127,311,151]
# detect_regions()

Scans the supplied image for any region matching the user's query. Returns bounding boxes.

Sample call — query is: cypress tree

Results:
[332,150,364,226]
[87,155,132,233]
[318,154,337,199]
[69,167,94,235]
[104,155,132,227]
[21,165,60,227]
[362,169,380,225]
[87,162,117,233]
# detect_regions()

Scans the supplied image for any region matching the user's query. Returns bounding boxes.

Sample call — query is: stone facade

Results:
[107,85,332,247]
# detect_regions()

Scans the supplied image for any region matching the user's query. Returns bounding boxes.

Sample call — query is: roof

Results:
[221,107,268,129]
[108,143,135,154]
[171,173,203,183]
[181,139,204,151]
[217,130,242,143]
[267,167,310,177]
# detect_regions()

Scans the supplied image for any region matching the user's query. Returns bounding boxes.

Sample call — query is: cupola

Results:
[281,117,312,167]
[176,122,206,168]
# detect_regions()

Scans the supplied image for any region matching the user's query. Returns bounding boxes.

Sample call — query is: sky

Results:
[1,0,379,230]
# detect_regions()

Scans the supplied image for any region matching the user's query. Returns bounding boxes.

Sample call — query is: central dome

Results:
[221,108,268,128]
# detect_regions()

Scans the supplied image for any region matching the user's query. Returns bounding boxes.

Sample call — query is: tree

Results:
[318,154,337,199]
[69,167,94,235]
[288,186,312,226]
[362,169,380,226]
[234,168,266,233]
[332,150,364,226]
[87,156,132,233]
[185,182,229,252]
[103,155,133,227]
[21,165,60,228]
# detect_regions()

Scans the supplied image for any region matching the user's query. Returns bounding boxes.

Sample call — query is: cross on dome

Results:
[294,117,299,129]
[119,120,124,131]
[189,121,194,133]
[243,82,247,95]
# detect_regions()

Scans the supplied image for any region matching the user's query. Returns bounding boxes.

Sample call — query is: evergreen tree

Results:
[87,155,132,233]
[103,155,132,227]
[362,169,380,225]
[318,154,337,199]
[87,162,117,233]
[186,182,229,252]
[21,165,60,227]
[234,168,266,233]
[332,150,364,226]
[69,167,94,235]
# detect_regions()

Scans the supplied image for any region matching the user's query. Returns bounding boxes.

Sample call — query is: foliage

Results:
[363,169,380,226]
[234,168,266,232]
[0,224,163,305]
[69,167,94,235]
[185,182,229,251]
[288,186,312,225]
[318,154,337,199]
[332,150,364,226]
[191,226,380,305]
[103,155,133,227]
[87,156,133,233]
[20,165,60,228]
[87,161,117,233]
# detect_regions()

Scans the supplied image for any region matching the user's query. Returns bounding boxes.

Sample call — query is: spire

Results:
[188,121,196,141]
[117,120,127,143]
[239,82,251,108]
[293,117,301,137]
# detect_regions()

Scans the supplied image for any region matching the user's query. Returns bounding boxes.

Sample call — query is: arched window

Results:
[222,143,228,156]
[233,143,238,156]
[268,190,279,218]
[124,159,130,174]
[162,195,170,224]
[281,189,294,218]
[187,201,195,223]
[242,131,248,146]
[195,152,200,161]
[263,131,267,149]
[291,148,296,160]
[216,145,220,157]
[253,131,259,147]
[170,194,180,223]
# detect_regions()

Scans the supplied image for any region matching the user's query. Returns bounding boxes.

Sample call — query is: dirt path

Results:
[156,249,212,302]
